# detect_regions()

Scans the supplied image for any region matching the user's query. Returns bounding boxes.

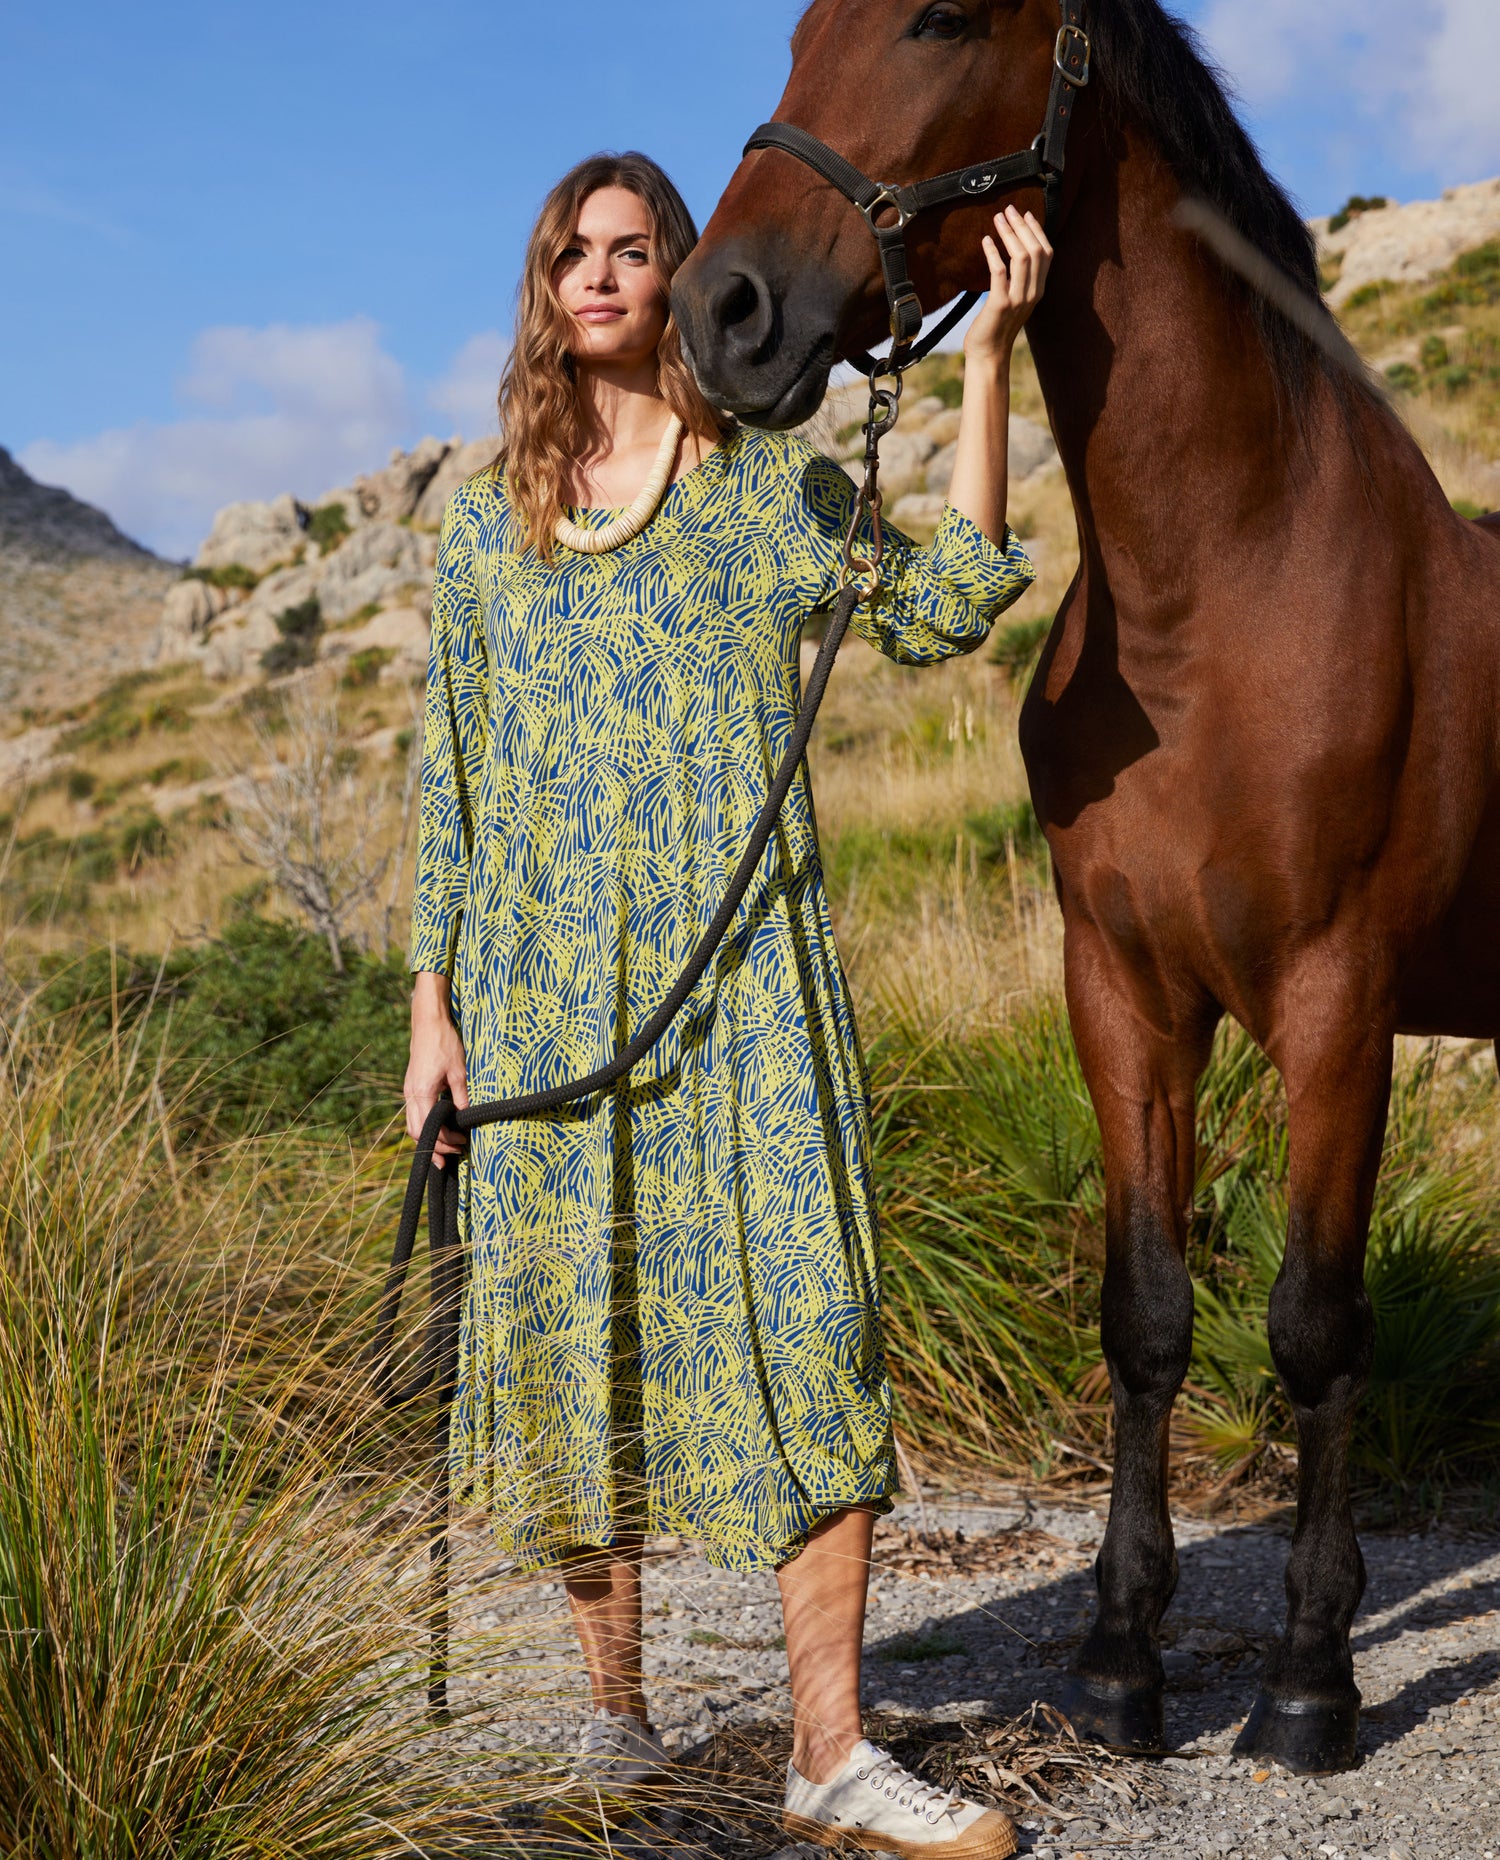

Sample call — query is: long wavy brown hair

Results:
[498,152,730,560]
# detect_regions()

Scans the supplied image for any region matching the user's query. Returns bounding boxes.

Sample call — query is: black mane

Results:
[1088,0,1345,400]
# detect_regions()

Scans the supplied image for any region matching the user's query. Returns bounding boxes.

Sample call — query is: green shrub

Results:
[989,612,1052,673]
[341,646,394,689]
[144,695,191,733]
[1453,498,1491,520]
[261,595,324,676]
[1420,334,1451,371]
[1441,364,1473,395]
[1,809,173,922]
[239,684,288,729]
[306,501,352,553]
[1327,194,1388,235]
[1384,361,1420,394]
[65,768,96,801]
[61,674,195,750]
[1344,281,1391,311]
[931,374,964,409]
[1417,244,1500,314]
[116,808,169,868]
[183,561,260,591]
[964,799,1047,868]
[37,913,411,1139]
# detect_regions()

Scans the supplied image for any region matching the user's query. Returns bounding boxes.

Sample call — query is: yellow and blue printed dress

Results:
[410,425,1033,1572]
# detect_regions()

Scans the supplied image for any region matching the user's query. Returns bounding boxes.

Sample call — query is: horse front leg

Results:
[1235,1009,1388,1774]
[1053,930,1215,1752]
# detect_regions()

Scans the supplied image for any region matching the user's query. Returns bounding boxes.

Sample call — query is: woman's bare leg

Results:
[778,1506,876,1783]
[561,1536,648,1721]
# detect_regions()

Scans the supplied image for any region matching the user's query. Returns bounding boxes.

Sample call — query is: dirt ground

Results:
[452,1487,1500,1860]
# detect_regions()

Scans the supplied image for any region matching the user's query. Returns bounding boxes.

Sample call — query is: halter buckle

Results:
[1054,24,1091,86]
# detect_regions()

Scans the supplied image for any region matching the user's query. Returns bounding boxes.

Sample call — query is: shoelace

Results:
[857,1748,965,1825]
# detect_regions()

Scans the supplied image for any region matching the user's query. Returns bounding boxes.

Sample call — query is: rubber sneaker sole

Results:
[782,1807,1019,1860]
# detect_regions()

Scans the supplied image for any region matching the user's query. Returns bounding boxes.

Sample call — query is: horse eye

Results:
[913,3,967,38]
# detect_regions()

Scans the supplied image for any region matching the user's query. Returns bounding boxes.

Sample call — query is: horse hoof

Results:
[1232,1692,1360,1774]
[1052,1675,1167,1752]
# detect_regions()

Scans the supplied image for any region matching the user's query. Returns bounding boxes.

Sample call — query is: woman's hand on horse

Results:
[965,205,1053,366]
[406,972,470,1166]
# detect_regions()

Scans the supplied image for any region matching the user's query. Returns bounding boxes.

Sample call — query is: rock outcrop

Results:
[148,435,496,683]
[1316,177,1500,307]
[195,493,307,576]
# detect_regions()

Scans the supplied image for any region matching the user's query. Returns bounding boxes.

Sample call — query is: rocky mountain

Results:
[0,448,177,716]
[0,445,156,564]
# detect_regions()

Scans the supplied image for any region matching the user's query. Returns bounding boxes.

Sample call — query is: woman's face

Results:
[553,185,669,368]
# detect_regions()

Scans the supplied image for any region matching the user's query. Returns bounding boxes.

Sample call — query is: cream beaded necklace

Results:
[554,414,685,555]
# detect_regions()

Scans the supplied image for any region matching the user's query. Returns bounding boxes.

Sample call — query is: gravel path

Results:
[459,1489,1500,1859]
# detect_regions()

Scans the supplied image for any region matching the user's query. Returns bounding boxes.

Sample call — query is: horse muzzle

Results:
[672,243,844,429]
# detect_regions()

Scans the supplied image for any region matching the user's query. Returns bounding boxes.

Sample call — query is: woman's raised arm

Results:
[946,204,1053,548]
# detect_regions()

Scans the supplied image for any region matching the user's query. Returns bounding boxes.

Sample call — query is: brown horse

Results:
[673,0,1500,1776]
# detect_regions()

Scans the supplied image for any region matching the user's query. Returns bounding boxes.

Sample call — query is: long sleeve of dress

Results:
[409,488,489,976]
[781,442,1035,663]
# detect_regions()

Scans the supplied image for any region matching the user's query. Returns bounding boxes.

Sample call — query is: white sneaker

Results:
[783,1738,1018,1860]
[544,1707,672,1835]
[569,1706,671,1788]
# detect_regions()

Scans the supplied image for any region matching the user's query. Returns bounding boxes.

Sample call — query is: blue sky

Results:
[4,0,1496,555]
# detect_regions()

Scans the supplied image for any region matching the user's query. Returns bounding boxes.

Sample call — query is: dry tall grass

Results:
[0,984,578,1856]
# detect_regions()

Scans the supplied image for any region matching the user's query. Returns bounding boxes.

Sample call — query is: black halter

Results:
[744,0,1089,372]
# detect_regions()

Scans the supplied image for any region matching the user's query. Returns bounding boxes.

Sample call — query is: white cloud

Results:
[1401,0,1500,174]
[1199,0,1500,182]
[427,330,508,437]
[21,318,412,559]
[22,320,516,560]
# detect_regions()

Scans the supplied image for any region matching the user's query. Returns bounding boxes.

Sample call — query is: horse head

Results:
[672,0,1075,426]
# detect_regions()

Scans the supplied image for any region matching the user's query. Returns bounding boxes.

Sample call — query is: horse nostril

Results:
[710,267,776,363]
[716,273,760,330]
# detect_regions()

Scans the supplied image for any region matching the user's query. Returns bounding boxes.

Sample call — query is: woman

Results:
[406,151,1048,1857]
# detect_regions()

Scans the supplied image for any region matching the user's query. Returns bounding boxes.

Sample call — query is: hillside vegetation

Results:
[1340,236,1500,495]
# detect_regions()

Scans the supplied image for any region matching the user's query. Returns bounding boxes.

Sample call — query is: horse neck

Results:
[1024,128,1340,606]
